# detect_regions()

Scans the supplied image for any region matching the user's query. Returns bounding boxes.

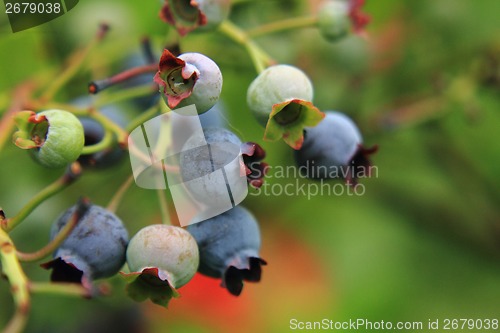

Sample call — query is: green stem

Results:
[107,175,135,213]
[218,20,275,73]
[27,101,87,115]
[247,16,318,38]
[125,103,161,133]
[94,84,157,109]
[2,167,81,232]
[16,199,90,262]
[0,229,30,333]
[89,111,129,147]
[29,282,90,298]
[80,128,115,155]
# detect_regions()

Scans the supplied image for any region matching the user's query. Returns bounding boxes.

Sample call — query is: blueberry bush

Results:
[0,0,499,332]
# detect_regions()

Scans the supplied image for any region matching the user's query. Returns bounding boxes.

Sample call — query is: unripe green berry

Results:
[126,225,199,288]
[247,65,314,127]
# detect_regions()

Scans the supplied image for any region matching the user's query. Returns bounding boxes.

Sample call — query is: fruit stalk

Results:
[247,16,318,38]
[29,282,90,298]
[39,23,110,103]
[16,198,91,262]
[88,64,158,94]
[107,175,135,213]
[218,20,275,73]
[80,127,115,155]
[0,228,30,333]
[2,165,82,232]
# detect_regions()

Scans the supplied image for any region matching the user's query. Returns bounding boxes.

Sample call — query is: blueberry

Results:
[187,206,267,296]
[42,203,129,289]
[126,225,199,289]
[247,64,314,127]
[246,65,324,149]
[124,225,199,306]
[317,0,350,42]
[294,111,377,184]
[154,50,223,114]
[179,127,245,208]
[171,101,228,152]
[13,110,85,169]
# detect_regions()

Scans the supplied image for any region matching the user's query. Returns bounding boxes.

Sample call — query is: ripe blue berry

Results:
[154,49,222,114]
[187,206,266,296]
[179,127,268,210]
[13,110,84,169]
[179,127,245,208]
[294,111,377,184]
[124,225,199,306]
[171,101,228,152]
[42,203,129,289]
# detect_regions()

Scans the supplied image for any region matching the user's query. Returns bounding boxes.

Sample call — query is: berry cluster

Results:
[0,0,375,331]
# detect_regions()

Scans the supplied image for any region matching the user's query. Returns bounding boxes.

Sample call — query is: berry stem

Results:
[39,24,109,103]
[218,20,275,73]
[2,167,81,232]
[127,141,180,173]
[0,228,30,333]
[156,188,171,226]
[29,282,90,298]
[88,64,158,94]
[89,110,129,147]
[247,16,318,38]
[80,127,115,155]
[16,198,91,262]
[94,84,158,109]
[107,175,135,214]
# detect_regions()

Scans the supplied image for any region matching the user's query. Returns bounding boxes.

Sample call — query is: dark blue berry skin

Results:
[179,127,243,209]
[186,206,266,296]
[171,101,228,152]
[43,204,129,287]
[294,111,376,183]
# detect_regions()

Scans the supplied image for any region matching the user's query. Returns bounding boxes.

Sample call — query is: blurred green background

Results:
[1,0,500,332]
